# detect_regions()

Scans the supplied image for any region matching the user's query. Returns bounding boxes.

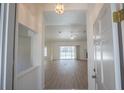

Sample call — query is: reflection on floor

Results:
[45,60,88,90]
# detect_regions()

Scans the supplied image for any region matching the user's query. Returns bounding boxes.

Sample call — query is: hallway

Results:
[45,60,88,89]
[0,3,124,90]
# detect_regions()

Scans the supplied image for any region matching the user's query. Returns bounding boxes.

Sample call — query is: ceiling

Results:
[44,4,87,42]
[42,3,88,11]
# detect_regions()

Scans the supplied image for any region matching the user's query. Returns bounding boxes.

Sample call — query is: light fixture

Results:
[55,3,64,14]
[70,36,74,40]
[70,32,76,40]
[70,34,76,40]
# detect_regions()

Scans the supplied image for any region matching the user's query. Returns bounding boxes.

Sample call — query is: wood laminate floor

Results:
[44,60,88,90]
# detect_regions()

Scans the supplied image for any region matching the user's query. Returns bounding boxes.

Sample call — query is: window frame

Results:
[60,46,76,59]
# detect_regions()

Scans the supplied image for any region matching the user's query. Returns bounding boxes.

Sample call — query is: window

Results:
[44,47,47,57]
[60,46,76,59]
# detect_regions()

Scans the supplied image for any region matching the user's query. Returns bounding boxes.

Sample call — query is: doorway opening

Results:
[44,3,88,90]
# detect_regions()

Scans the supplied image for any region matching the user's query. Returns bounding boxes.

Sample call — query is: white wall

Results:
[45,40,87,61]
[15,23,44,90]
[14,4,45,90]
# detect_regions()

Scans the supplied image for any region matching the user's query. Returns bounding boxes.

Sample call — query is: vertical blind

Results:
[60,46,76,59]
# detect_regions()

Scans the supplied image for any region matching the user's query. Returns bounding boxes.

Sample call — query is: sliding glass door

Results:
[60,46,76,59]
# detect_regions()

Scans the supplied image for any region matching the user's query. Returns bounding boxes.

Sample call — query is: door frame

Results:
[118,3,124,89]
[0,3,16,90]
[111,4,122,89]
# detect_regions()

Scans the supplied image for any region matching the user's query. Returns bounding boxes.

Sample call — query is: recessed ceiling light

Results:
[70,36,74,40]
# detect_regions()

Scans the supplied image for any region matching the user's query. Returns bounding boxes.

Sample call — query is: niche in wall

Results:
[17,23,35,74]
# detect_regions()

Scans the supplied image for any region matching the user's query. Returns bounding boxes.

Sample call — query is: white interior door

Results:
[94,20,103,89]
[93,4,121,90]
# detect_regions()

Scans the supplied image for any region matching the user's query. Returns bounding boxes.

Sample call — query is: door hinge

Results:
[113,9,124,23]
